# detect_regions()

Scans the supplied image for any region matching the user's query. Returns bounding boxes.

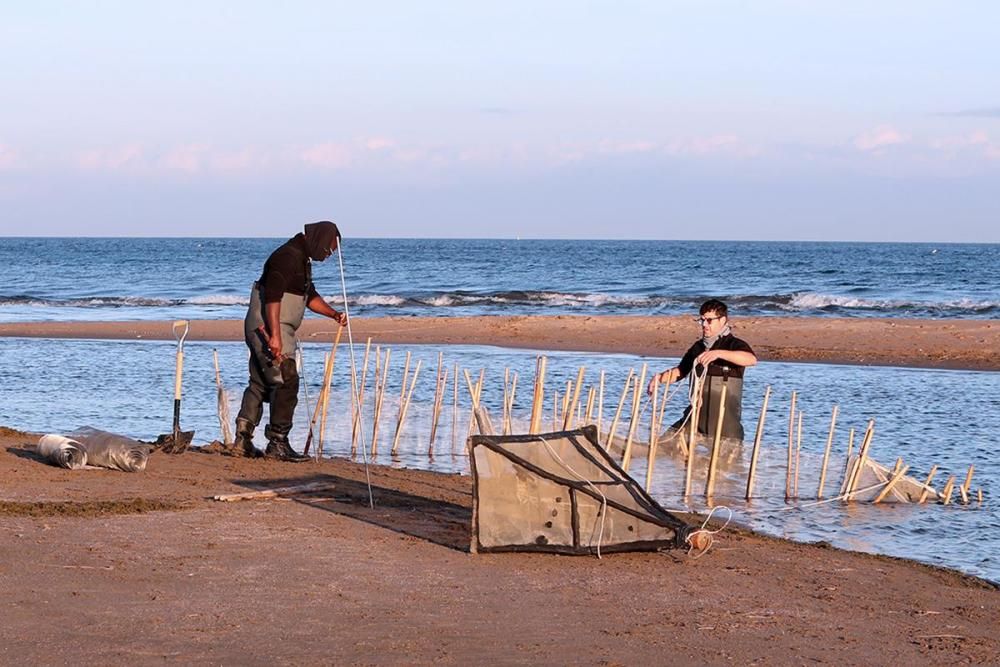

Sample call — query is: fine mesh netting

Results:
[469,426,691,554]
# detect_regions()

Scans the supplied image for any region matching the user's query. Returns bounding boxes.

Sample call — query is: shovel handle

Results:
[173,348,184,432]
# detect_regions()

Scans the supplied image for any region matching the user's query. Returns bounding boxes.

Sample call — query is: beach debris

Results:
[468,426,692,555]
[157,320,194,453]
[212,349,233,445]
[212,481,336,502]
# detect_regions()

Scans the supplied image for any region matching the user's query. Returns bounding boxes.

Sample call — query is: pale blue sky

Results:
[1,1,998,240]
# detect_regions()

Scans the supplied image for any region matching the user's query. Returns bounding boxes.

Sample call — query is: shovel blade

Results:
[156,430,195,454]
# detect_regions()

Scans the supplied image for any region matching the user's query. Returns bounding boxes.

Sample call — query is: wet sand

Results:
[1,426,998,665]
[1,315,998,370]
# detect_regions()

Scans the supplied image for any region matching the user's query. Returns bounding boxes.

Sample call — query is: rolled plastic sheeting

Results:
[37,434,89,470]
[69,427,152,473]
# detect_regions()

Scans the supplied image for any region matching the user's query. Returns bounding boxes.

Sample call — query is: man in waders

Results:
[231,221,347,461]
[648,299,757,442]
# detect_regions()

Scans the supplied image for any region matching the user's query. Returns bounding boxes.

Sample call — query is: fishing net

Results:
[469,426,691,554]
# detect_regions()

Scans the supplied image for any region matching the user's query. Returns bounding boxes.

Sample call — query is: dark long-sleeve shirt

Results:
[258,233,320,304]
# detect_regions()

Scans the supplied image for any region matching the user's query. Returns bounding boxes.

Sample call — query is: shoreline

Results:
[1,314,998,371]
[2,425,998,664]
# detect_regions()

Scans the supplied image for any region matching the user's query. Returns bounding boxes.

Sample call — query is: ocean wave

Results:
[786,292,1000,314]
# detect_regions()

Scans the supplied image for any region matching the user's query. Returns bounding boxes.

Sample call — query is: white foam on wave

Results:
[185,295,250,306]
[788,292,999,312]
[351,294,406,306]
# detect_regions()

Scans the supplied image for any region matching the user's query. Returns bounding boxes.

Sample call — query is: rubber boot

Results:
[235,418,263,459]
[264,424,309,462]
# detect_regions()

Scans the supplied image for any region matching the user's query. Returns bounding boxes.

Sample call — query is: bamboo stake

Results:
[350,337,372,456]
[785,391,797,500]
[960,466,975,505]
[745,385,770,500]
[213,481,334,502]
[451,363,459,453]
[584,387,596,425]
[318,326,344,454]
[845,420,875,499]
[563,367,585,431]
[597,371,605,436]
[428,352,446,455]
[873,459,910,504]
[621,363,647,471]
[816,404,839,499]
[793,410,803,499]
[552,390,560,432]
[212,348,234,445]
[392,359,422,455]
[840,427,857,494]
[304,350,333,456]
[977,489,983,505]
[397,351,412,422]
[502,368,511,434]
[466,369,485,437]
[529,356,547,433]
[605,369,634,450]
[940,475,956,505]
[917,465,939,504]
[645,376,660,493]
[561,380,572,429]
[657,376,671,430]
[505,372,518,435]
[683,374,703,498]
[370,348,391,455]
[704,383,728,498]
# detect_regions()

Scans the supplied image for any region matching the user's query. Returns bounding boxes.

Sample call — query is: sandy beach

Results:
[1,314,997,371]
[1,425,997,665]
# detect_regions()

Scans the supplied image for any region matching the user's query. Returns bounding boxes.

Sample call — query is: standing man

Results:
[649,299,757,441]
[232,221,347,461]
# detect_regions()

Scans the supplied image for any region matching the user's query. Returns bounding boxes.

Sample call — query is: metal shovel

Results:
[157,320,195,453]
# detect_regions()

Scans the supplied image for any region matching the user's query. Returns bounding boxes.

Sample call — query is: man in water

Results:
[648,299,757,442]
[231,221,347,461]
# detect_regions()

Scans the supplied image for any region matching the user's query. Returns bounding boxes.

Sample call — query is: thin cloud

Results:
[854,126,907,152]
[0,144,18,169]
[937,108,1000,118]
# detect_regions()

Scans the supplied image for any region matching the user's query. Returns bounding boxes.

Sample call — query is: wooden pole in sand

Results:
[304,350,333,456]
[940,475,956,505]
[561,380,572,428]
[816,404,839,500]
[845,420,875,500]
[318,326,344,454]
[793,411,804,499]
[466,369,485,437]
[744,385,770,500]
[584,386,596,425]
[350,338,372,457]
[597,370,605,436]
[529,356,547,433]
[683,375,703,498]
[839,427,857,495]
[645,376,660,493]
[605,369,634,450]
[917,465,939,504]
[396,351,412,423]
[428,352,446,455]
[704,383,728,499]
[370,348,391,456]
[392,359,422,455]
[562,367,586,430]
[552,389,560,432]
[450,362,459,452]
[507,372,518,434]
[785,391,797,500]
[959,466,975,505]
[212,349,234,445]
[621,363,647,472]
[502,368,511,434]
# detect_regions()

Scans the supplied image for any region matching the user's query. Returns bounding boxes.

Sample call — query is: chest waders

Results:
[697,369,745,442]
[235,275,308,455]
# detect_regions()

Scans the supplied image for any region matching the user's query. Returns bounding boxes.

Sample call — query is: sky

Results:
[1,1,998,241]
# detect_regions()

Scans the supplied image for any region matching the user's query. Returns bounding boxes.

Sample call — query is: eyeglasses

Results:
[695,316,725,325]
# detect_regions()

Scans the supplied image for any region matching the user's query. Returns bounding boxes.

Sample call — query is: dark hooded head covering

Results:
[302,221,341,261]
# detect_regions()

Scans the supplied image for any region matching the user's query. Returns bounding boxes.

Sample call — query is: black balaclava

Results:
[302,221,341,261]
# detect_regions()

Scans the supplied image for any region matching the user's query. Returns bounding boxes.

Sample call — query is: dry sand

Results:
[1,314,998,370]
[1,425,998,665]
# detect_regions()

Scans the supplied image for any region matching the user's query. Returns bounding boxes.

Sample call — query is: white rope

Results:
[684,505,732,559]
[336,244,375,509]
[537,435,609,559]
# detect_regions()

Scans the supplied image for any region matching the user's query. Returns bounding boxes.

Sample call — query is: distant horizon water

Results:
[1,238,997,323]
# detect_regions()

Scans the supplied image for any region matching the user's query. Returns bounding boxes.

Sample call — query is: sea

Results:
[1,237,999,582]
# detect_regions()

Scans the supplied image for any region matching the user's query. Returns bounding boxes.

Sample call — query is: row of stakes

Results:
[213,336,983,507]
